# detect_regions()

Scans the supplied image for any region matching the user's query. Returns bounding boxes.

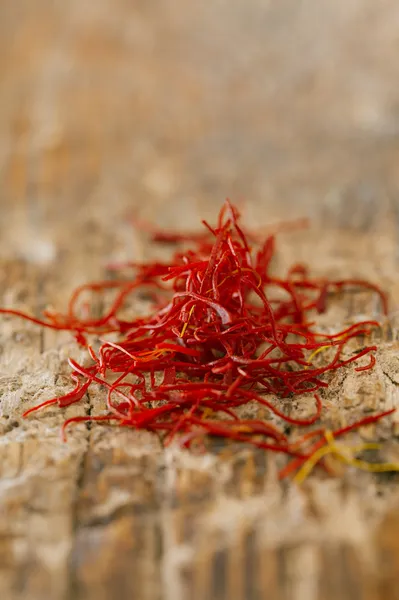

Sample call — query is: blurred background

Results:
[1,0,399,261]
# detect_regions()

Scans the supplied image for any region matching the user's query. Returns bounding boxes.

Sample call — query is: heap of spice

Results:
[1,200,397,481]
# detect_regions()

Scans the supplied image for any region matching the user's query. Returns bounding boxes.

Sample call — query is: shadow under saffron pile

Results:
[1,201,397,481]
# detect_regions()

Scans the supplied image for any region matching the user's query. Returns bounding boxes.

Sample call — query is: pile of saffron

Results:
[1,200,397,481]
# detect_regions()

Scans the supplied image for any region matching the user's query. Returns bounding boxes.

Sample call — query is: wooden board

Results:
[1,2,399,598]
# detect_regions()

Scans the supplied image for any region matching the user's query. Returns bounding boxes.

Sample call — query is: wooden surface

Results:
[2,2,399,599]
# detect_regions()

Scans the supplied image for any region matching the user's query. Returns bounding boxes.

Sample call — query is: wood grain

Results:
[1,1,399,598]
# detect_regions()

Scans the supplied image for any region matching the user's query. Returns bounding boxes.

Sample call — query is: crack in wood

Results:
[66,391,92,600]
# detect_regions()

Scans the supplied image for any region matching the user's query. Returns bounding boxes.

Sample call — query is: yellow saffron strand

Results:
[293,442,337,484]
[294,430,399,484]
[325,431,399,474]
[305,332,347,369]
[180,305,195,338]
[233,424,254,434]
[337,456,399,473]
[306,345,331,366]
[201,407,215,420]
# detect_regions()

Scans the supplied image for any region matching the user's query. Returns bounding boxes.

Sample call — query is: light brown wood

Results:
[1,2,399,598]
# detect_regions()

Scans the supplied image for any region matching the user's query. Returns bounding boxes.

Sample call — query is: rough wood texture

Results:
[1,1,399,598]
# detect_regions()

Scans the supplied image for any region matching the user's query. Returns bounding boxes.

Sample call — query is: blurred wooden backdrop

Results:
[2,1,399,598]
